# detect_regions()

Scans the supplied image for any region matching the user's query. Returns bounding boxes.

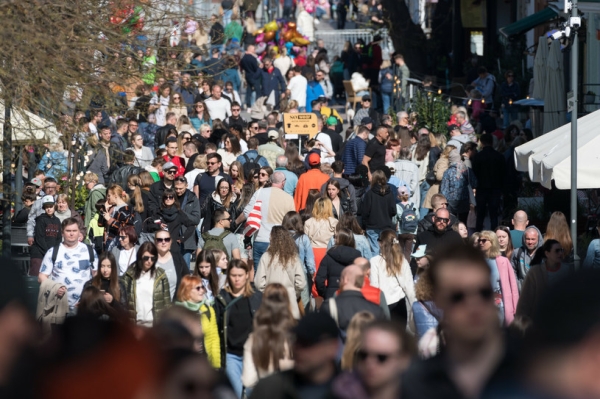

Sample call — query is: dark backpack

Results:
[201,230,231,254]
[340,187,352,214]
[51,242,95,266]
[242,153,265,178]
[399,203,418,234]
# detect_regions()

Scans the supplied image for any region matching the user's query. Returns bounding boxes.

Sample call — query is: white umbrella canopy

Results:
[542,39,566,134]
[0,101,60,144]
[532,36,548,100]
[515,108,600,189]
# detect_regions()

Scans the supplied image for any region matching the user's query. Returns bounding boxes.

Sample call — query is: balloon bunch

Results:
[253,20,310,55]
[109,4,145,34]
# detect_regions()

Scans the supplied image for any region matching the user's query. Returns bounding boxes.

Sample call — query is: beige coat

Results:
[255,252,307,319]
[36,279,69,337]
[304,217,338,248]
[241,334,294,388]
[423,156,449,209]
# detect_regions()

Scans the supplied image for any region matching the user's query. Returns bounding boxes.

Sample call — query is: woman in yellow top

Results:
[176,275,221,369]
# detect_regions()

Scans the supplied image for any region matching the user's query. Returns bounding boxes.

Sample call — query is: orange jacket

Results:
[294,168,330,211]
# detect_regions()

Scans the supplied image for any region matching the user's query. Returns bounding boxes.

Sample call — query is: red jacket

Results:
[362,276,382,305]
[163,155,186,177]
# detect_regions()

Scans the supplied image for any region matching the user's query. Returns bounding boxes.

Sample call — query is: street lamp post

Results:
[569,0,580,268]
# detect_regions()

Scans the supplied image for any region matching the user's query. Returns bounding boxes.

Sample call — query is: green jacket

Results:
[121,266,172,323]
[84,184,106,230]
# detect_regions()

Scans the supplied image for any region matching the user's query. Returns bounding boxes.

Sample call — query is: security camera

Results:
[552,30,564,40]
[569,17,581,29]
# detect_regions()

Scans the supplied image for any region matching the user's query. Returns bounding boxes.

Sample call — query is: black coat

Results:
[472,146,506,190]
[155,124,176,149]
[145,206,196,253]
[414,225,464,255]
[201,193,240,233]
[360,184,396,231]
[108,164,142,190]
[148,180,173,215]
[320,290,387,331]
[316,246,362,299]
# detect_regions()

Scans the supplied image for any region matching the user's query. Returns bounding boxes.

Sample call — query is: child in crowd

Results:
[13,192,37,225]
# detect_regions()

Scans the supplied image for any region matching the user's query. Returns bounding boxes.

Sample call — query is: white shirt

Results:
[274,56,295,77]
[315,132,335,164]
[150,95,170,126]
[369,255,416,306]
[40,242,98,309]
[157,257,177,300]
[118,247,136,276]
[89,123,98,138]
[287,75,308,108]
[204,97,232,121]
[136,270,155,326]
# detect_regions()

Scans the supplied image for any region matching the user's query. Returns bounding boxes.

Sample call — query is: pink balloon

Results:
[256,33,265,43]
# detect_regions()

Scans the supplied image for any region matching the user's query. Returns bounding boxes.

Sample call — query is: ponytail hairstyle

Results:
[379,229,404,276]
[127,174,145,214]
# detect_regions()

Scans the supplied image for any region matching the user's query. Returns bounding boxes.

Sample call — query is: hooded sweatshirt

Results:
[315,246,362,299]
[320,177,358,215]
[511,225,544,287]
[360,184,396,231]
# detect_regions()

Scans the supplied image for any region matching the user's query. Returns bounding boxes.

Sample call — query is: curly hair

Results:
[415,268,434,301]
[266,226,300,268]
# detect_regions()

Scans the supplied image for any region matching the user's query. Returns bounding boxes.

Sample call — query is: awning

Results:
[500,8,558,39]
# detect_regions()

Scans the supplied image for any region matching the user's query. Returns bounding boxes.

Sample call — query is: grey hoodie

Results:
[511,225,544,288]
[320,177,357,215]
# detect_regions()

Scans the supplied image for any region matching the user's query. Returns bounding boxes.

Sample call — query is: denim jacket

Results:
[327,233,372,260]
[583,238,600,269]
[294,233,316,275]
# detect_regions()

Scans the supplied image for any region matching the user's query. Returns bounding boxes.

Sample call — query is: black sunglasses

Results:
[165,169,177,174]
[448,287,493,305]
[142,255,156,261]
[435,217,450,223]
[356,350,397,364]
[174,177,187,183]
[478,238,488,244]
[164,195,175,200]
[156,237,172,243]
[118,235,127,240]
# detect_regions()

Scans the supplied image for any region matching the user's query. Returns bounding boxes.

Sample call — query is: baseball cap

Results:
[311,99,321,108]
[362,95,371,102]
[447,124,461,133]
[411,244,427,258]
[30,178,43,188]
[293,312,339,347]
[191,134,202,141]
[308,152,321,166]
[42,195,55,206]
[361,117,373,125]
[268,130,279,139]
[326,116,338,126]
[163,161,177,171]
[317,95,327,103]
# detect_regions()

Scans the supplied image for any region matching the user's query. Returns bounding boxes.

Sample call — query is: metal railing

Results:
[314,29,395,59]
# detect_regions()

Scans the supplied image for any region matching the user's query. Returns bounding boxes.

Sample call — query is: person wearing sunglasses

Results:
[333,320,413,399]
[402,245,509,398]
[417,193,459,235]
[145,188,196,262]
[122,241,172,326]
[477,231,519,326]
[168,92,188,122]
[414,208,463,257]
[190,102,213,132]
[154,229,191,302]
[110,225,139,276]
[175,275,221,369]
[516,239,567,320]
[148,161,178,214]
[194,152,233,206]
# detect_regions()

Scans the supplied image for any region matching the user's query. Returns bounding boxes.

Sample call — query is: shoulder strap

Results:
[51,242,61,265]
[328,297,339,327]
[87,244,94,264]
[243,154,251,163]
[420,300,441,322]
[218,230,231,240]
[225,294,244,311]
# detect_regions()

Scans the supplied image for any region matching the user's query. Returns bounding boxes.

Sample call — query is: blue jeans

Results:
[419,180,431,220]
[226,353,244,398]
[222,9,232,27]
[382,93,392,114]
[366,229,382,256]
[502,106,519,128]
[253,241,269,271]
[316,7,327,18]
[180,247,193,270]
[245,79,261,108]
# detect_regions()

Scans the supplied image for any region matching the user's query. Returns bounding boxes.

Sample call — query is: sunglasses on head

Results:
[142,255,156,262]
[174,177,187,183]
[448,287,493,306]
[156,237,171,243]
[356,349,397,364]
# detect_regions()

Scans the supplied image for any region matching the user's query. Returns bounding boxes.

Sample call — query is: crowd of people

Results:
[4,5,600,399]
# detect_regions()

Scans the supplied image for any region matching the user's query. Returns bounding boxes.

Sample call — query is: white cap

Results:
[42,195,55,205]
[411,244,427,258]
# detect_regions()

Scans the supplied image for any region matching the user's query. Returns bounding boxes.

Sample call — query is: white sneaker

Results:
[314,18,320,25]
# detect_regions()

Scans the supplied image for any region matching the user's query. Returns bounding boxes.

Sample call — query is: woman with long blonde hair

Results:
[242,283,295,389]
[127,174,147,220]
[255,227,307,318]
[478,230,519,325]
[422,144,455,212]
[369,229,416,327]
[168,91,188,121]
[544,211,573,256]
[304,197,338,283]
[341,311,376,371]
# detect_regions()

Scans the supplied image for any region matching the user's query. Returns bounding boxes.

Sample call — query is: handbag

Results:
[243,199,262,237]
